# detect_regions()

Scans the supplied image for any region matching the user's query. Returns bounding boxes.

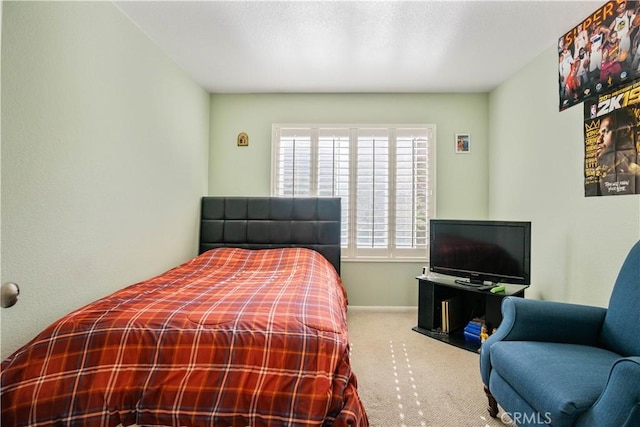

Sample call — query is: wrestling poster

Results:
[560,0,640,111]
[583,78,640,196]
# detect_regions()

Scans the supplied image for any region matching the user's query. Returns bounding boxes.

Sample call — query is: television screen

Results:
[429,219,531,285]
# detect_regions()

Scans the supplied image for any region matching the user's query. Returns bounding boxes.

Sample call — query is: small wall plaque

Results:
[237,132,249,146]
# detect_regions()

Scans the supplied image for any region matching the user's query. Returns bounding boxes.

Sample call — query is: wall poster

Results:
[583,78,640,196]
[560,0,640,111]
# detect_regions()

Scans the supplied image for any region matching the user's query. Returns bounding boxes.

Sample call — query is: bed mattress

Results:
[1,247,367,426]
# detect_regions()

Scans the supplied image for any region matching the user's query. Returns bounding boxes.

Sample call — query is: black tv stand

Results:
[454,279,489,287]
[413,273,528,352]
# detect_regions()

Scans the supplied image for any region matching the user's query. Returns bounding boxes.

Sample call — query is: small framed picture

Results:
[237,132,249,146]
[455,133,470,153]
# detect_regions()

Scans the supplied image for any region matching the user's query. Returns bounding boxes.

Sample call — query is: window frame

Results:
[271,123,436,262]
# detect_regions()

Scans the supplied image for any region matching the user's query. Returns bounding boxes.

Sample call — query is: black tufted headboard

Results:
[199,197,342,274]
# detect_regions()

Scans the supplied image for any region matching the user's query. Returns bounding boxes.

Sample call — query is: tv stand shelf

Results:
[412,273,528,352]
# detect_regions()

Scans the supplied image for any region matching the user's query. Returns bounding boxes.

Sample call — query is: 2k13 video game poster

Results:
[583,79,640,196]
[560,0,640,111]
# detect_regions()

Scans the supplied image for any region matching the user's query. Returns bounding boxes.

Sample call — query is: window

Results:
[272,124,435,261]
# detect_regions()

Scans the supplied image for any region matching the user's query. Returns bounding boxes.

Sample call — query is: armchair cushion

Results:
[480,297,607,386]
[490,341,620,426]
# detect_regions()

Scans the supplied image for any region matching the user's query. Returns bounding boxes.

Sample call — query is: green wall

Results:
[209,93,490,306]
[489,45,640,307]
[1,1,210,359]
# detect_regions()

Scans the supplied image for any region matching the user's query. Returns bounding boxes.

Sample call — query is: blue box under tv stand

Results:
[412,273,529,352]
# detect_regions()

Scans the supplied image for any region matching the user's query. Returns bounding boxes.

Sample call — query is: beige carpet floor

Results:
[347,307,511,427]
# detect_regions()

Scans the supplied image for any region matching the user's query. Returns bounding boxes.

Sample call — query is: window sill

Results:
[341,257,426,263]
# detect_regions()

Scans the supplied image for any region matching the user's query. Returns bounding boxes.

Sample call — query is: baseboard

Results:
[347,305,417,312]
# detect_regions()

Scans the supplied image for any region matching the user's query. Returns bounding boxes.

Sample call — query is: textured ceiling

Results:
[114,0,601,93]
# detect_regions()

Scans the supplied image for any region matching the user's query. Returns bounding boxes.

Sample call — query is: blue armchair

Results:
[480,240,640,427]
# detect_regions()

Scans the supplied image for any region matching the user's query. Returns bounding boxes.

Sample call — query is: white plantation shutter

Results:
[394,129,430,254]
[275,128,312,196]
[356,129,389,254]
[317,129,350,245]
[272,124,435,261]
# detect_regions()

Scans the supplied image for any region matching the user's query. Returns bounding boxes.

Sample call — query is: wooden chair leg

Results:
[484,385,499,418]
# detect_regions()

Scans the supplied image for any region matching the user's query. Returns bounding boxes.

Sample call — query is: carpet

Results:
[347,307,510,427]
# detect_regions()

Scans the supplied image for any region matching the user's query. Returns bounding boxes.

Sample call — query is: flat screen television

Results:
[429,219,531,286]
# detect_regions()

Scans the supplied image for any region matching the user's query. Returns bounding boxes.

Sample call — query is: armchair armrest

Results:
[480,297,607,386]
[575,356,640,427]
[491,297,607,344]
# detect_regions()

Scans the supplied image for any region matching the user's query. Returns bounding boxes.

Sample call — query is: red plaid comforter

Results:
[1,247,368,427]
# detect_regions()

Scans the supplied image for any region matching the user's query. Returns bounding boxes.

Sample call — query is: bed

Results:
[1,197,368,427]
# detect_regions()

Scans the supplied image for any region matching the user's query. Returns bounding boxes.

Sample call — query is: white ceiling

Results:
[113,0,601,94]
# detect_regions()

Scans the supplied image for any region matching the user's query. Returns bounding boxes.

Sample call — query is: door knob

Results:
[1,282,20,308]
